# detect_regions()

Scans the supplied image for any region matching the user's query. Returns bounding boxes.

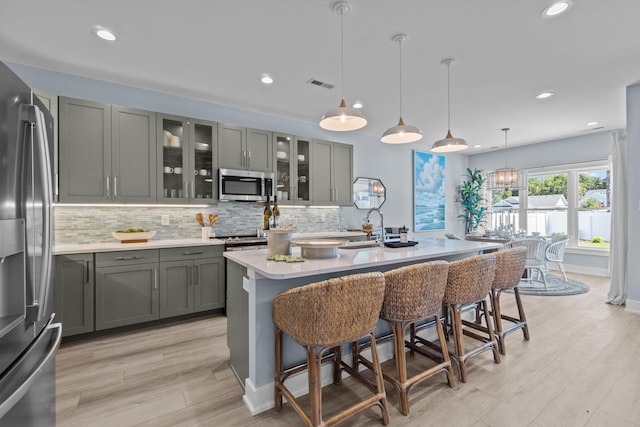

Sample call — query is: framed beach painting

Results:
[413,150,445,232]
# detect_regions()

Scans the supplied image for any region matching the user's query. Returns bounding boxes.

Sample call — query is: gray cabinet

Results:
[95,250,160,330]
[159,246,225,319]
[59,97,156,203]
[275,133,311,205]
[157,114,217,203]
[54,254,94,337]
[311,140,353,206]
[218,124,273,172]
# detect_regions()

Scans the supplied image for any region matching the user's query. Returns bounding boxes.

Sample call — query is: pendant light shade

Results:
[381,34,422,144]
[488,128,525,191]
[431,58,468,153]
[319,2,366,132]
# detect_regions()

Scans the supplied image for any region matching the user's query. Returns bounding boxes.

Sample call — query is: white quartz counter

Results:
[53,238,225,255]
[224,237,502,280]
[290,231,366,240]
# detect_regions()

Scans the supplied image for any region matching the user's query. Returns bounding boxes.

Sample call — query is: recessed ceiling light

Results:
[474,145,481,148]
[94,26,117,41]
[586,121,599,126]
[352,101,363,109]
[259,74,274,85]
[542,0,573,18]
[536,91,555,99]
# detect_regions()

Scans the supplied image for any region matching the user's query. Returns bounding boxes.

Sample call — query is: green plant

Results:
[458,168,487,234]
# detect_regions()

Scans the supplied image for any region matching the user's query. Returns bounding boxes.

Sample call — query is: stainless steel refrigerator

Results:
[0,61,61,426]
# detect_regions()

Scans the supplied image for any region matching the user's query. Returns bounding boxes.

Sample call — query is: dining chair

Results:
[545,235,569,282]
[510,237,548,289]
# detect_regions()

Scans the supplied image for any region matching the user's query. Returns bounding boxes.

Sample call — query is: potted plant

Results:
[458,168,487,234]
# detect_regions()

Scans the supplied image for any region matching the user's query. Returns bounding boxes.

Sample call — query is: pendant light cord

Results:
[340,8,344,101]
[447,61,451,131]
[399,37,403,119]
[503,127,510,168]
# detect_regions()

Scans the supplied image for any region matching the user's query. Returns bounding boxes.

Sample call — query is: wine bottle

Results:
[263,195,272,230]
[272,195,280,228]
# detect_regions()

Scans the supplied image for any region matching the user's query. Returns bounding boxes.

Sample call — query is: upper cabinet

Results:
[311,140,353,206]
[275,133,311,205]
[218,124,273,172]
[157,114,217,203]
[59,97,156,203]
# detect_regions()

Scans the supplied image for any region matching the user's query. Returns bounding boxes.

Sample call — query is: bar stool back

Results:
[273,272,389,427]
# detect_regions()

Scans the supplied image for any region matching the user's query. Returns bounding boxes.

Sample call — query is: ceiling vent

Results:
[307,78,335,89]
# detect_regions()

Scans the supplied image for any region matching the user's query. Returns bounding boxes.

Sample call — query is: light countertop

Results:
[224,238,503,280]
[53,238,225,255]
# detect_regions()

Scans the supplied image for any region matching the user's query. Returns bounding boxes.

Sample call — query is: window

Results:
[487,160,611,250]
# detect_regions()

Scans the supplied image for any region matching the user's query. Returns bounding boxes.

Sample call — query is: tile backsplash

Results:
[54,203,343,244]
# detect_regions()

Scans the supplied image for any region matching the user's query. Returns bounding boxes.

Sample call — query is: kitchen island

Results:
[224,237,503,415]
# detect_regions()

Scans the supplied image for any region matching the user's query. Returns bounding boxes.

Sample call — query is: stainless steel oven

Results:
[218,168,274,202]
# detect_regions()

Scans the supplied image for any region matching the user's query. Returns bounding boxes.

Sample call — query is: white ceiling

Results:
[2,0,639,153]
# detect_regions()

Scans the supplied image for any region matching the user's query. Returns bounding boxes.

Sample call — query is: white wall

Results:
[9,62,470,238]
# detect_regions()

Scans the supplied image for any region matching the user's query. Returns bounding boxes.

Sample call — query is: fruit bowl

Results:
[112,229,156,243]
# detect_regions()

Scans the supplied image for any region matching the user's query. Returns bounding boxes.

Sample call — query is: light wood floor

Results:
[55,273,640,427]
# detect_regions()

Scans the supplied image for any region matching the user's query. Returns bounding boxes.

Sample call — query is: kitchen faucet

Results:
[365,207,385,247]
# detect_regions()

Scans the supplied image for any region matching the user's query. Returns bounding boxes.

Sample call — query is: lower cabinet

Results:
[54,254,94,337]
[159,246,225,319]
[95,249,160,331]
[54,246,225,336]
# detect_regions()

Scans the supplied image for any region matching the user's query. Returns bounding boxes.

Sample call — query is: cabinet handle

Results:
[154,269,158,290]
[182,251,204,256]
[106,176,110,198]
[188,266,192,286]
[247,150,251,168]
[242,150,246,167]
[334,188,338,202]
[114,176,118,198]
[85,260,91,283]
[55,173,59,199]
[193,266,199,285]
[115,256,141,261]
[191,181,195,199]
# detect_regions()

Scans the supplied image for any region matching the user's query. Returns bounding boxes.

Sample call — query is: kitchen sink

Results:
[339,241,381,249]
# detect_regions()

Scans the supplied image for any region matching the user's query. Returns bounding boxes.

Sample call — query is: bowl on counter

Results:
[111,230,157,243]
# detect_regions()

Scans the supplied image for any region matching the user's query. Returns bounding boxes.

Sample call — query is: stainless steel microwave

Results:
[218,168,274,202]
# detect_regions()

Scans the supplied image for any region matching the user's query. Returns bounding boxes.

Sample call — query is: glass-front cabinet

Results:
[157,114,217,203]
[275,133,311,204]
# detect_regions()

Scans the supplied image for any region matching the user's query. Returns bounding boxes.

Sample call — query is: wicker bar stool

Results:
[465,247,528,355]
[273,272,389,427]
[441,253,500,383]
[351,261,455,416]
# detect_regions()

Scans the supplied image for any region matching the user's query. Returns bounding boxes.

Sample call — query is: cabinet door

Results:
[158,114,189,203]
[95,263,159,330]
[193,257,225,312]
[112,106,157,202]
[246,128,273,172]
[159,260,194,318]
[58,97,111,202]
[218,123,247,170]
[190,119,218,200]
[275,133,293,202]
[294,137,311,204]
[54,254,94,337]
[333,142,353,206]
[311,139,334,205]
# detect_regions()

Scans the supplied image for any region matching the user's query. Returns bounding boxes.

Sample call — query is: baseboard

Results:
[549,264,609,277]
[625,298,640,314]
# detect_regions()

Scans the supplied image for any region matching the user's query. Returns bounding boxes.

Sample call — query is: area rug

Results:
[511,273,590,296]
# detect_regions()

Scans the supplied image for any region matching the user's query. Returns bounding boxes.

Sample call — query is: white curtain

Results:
[607,130,628,305]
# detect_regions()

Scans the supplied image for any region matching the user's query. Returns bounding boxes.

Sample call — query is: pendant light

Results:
[488,128,525,191]
[319,1,367,132]
[381,34,422,144]
[431,58,468,153]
